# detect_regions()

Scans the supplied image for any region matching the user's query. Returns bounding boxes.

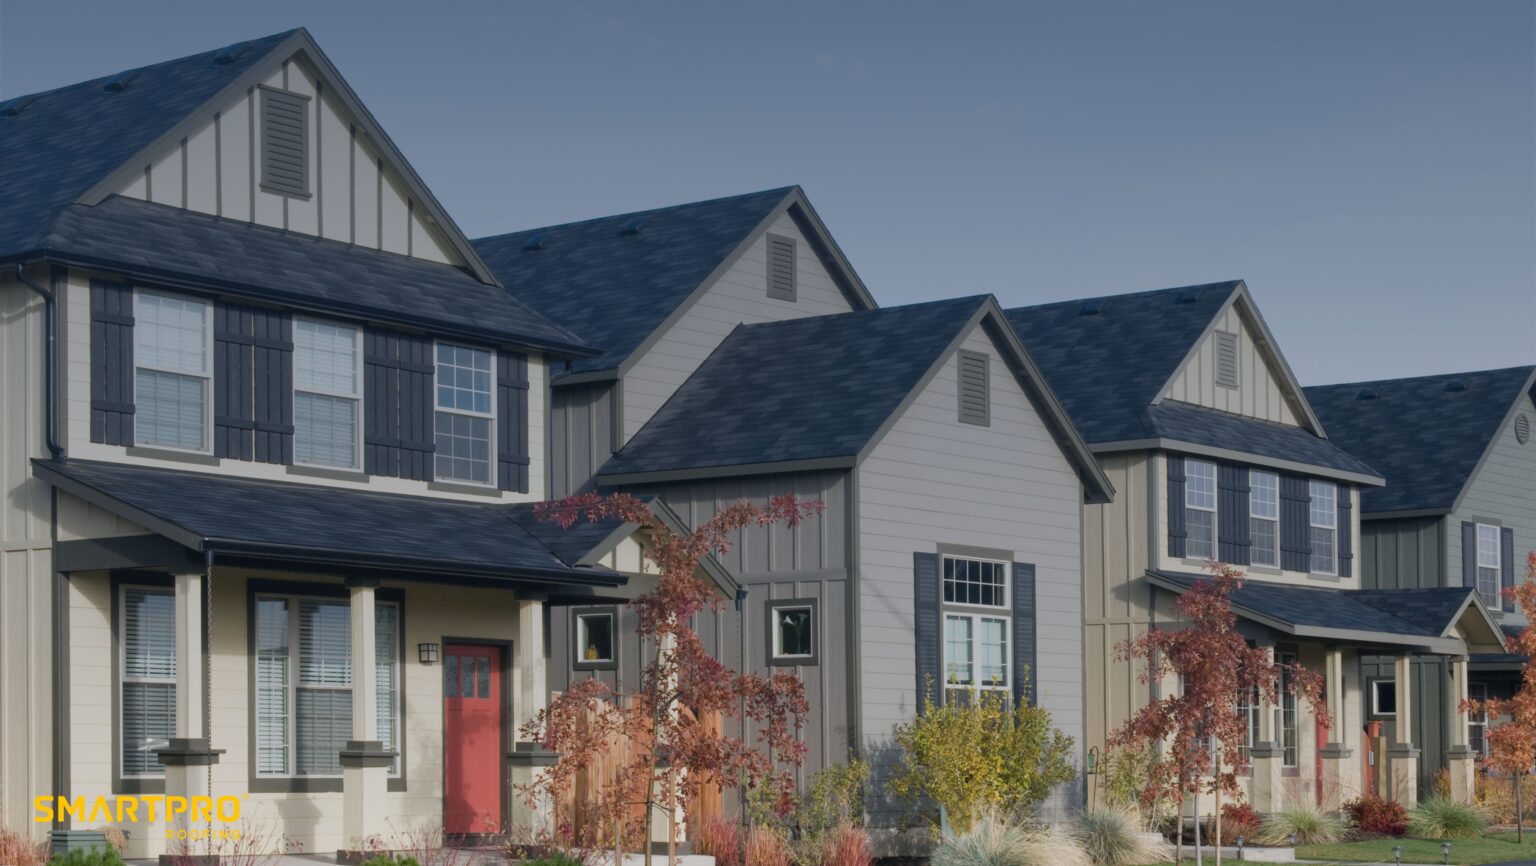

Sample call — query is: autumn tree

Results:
[1112,562,1329,864]
[521,492,819,864]
[1464,550,1536,842]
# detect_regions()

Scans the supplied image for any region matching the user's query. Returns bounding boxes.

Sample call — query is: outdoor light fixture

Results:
[1392,844,1403,865]
[1086,747,1100,775]
[418,642,440,664]
[1236,836,1245,860]
[1288,832,1298,848]
[1441,841,1452,864]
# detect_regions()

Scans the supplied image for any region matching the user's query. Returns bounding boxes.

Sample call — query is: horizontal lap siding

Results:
[1446,391,1536,610]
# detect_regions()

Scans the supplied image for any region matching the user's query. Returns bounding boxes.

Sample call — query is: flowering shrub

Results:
[1344,795,1409,837]
[1208,802,1262,841]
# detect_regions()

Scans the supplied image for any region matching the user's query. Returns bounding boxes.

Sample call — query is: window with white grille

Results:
[434,343,495,484]
[1476,524,1502,608]
[135,291,211,452]
[1185,459,1217,559]
[294,319,362,469]
[1249,470,1280,567]
[121,585,176,778]
[1309,481,1337,574]
[941,555,1011,701]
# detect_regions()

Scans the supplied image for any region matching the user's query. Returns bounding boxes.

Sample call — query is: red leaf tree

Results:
[521,492,819,859]
[1112,562,1329,862]
[1464,551,1536,842]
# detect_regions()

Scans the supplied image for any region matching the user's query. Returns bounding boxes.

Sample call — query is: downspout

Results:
[15,262,65,460]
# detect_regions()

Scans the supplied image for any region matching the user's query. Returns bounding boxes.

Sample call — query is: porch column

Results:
[1251,643,1284,813]
[1446,655,1477,803]
[1318,646,1352,812]
[340,579,394,852]
[508,597,557,843]
[158,570,222,857]
[1389,652,1421,806]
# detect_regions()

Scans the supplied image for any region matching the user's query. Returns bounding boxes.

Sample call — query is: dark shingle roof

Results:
[1305,366,1536,514]
[0,30,297,260]
[1145,401,1380,478]
[34,459,624,586]
[473,188,797,375]
[41,197,590,353]
[1004,282,1239,442]
[599,296,990,478]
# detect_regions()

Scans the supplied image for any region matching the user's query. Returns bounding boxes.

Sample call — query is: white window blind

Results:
[121,586,176,777]
[135,291,210,451]
[434,343,494,483]
[294,319,362,469]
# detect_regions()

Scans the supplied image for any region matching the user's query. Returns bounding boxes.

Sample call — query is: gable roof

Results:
[596,295,1113,500]
[473,187,876,378]
[1305,366,1536,515]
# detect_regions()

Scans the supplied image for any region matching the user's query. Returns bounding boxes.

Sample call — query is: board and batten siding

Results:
[620,212,857,442]
[857,324,1086,826]
[1359,517,1444,591]
[1445,389,1536,617]
[1162,303,1303,426]
[110,54,460,266]
[550,381,617,498]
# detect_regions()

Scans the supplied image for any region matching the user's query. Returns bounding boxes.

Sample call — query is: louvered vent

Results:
[766,234,797,301]
[1517,413,1530,445]
[957,350,990,426]
[260,87,310,198]
[1214,331,1239,388]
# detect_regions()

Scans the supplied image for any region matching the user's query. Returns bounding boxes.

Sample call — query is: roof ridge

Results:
[731,294,989,332]
[1005,279,1242,314]
[1306,364,1536,392]
[472,186,798,243]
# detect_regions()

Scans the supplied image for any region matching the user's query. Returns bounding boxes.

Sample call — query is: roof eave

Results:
[1089,438,1385,486]
[598,456,858,488]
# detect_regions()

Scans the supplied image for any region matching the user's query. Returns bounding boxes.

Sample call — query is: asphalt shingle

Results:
[1145,400,1380,477]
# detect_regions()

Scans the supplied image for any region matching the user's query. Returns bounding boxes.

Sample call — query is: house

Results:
[1306,366,1536,791]
[475,201,1115,845]
[0,29,697,857]
[1004,281,1508,812]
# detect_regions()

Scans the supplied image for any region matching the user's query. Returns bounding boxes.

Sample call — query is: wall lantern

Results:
[418,642,440,664]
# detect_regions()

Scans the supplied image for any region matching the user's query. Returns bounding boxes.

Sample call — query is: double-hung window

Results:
[1184,459,1217,560]
[941,555,1010,702]
[1309,481,1337,574]
[134,291,211,451]
[1237,686,1260,764]
[254,594,400,778]
[120,585,176,778]
[1249,470,1280,567]
[1468,683,1489,757]
[1278,651,1299,767]
[1476,524,1502,608]
[434,343,495,484]
[294,319,363,469]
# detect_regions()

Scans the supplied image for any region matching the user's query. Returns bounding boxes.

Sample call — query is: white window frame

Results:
[432,341,497,486]
[770,604,815,661]
[1249,470,1280,568]
[1468,683,1489,757]
[1237,685,1260,763]
[292,317,364,470]
[1371,679,1397,717]
[133,289,214,454]
[1309,480,1338,575]
[119,584,176,779]
[575,610,616,665]
[253,593,401,779]
[1184,459,1218,560]
[1278,651,1299,768]
[1476,523,1502,608]
[941,554,1010,610]
[940,554,1012,700]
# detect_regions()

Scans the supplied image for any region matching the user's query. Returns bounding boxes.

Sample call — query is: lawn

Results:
[1295,832,1536,864]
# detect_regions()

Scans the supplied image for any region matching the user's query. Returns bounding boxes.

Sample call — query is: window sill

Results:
[287,464,370,483]
[126,445,220,466]
[428,480,502,498]
[248,777,406,793]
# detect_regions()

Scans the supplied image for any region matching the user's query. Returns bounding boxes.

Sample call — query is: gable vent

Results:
[1079,299,1105,316]
[1214,330,1239,388]
[1446,378,1469,393]
[102,71,141,93]
[1356,387,1379,400]
[259,86,310,198]
[620,218,646,236]
[766,234,797,301]
[1516,413,1530,445]
[957,350,990,426]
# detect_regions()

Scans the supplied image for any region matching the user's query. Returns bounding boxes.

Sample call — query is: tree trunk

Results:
[1518,772,1525,844]
[1214,780,1222,866]
[1193,793,1203,866]
[1175,794,1184,865]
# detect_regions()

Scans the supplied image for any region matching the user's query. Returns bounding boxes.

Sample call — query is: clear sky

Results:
[2,1,1532,385]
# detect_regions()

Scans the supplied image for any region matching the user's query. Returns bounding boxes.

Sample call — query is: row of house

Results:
[0,28,1529,858]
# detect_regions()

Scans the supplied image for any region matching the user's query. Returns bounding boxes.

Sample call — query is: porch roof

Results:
[1147,570,1506,654]
[34,458,628,588]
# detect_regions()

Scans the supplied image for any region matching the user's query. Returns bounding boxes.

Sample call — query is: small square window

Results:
[575,610,616,669]
[1371,680,1397,717]
[767,599,819,666]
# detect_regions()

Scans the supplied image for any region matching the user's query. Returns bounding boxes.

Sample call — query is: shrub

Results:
[1475,770,1536,824]
[1408,795,1488,840]
[1095,744,1173,828]
[814,825,871,866]
[0,827,49,866]
[48,847,126,866]
[1256,801,1346,846]
[795,760,869,844]
[932,811,1091,866]
[361,857,422,866]
[691,818,742,866]
[517,857,580,866]
[1069,808,1168,866]
[1206,802,1261,842]
[1344,795,1409,837]
[744,827,790,866]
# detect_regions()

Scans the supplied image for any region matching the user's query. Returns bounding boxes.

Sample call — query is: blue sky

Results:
[2,1,1531,384]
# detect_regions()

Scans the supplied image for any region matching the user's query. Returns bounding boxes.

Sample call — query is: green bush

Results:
[795,759,869,843]
[1257,801,1346,846]
[932,811,1090,866]
[1068,808,1168,866]
[519,856,583,866]
[1408,796,1488,840]
[48,847,126,866]
[360,856,422,866]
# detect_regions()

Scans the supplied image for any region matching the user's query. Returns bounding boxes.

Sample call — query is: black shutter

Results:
[913,552,942,708]
[1012,562,1037,707]
[1461,522,1478,589]
[213,301,255,460]
[497,351,530,493]
[1218,464,1251,565]
[1337,486,1353,578]
[397,334,436,482]
[363,329,403,476]
[252,309,293,464]
[1501,527,1516,612]
[89,279,135,446]
[1167,456,1187,558]
[1280,475,1311,572]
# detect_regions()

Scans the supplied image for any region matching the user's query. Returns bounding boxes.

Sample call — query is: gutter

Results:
[14,263,65,459]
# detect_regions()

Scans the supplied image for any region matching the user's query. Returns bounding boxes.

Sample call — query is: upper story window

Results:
[1249,470,1280,568]
[1184,459,1218,560]
[1476,524,1502,608]
[120,584,175,778]
[294,319,362,469]
[134,291,211,452]
[941,555,1010,700]
[943,555,1008,607]
[434,343,494,484]
[1309,481,1337,575]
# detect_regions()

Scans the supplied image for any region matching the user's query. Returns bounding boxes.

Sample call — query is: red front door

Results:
[444,643,503,835]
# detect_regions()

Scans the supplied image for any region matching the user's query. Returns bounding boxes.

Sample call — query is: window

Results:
[1237,686,1260,764]
[444,653,490,698]
[1278,652,1298,768]
[294,319,362,469]
[574,610,615,668]
[1309,481,1337,574]
[1468,683,1489,757]
[1372,680,1397,717]
[434,343,494,484]
[1249,470,1280,568]
[254,594,400,777]
[259,86,310,198]
[134,291,211,451]
[1214,331,1239,388]
[766,234,796,301]
[941,555,1011,701]
[1476,524,1502,608]
[121,585,176,778]
[943,556,1008,608]
[768,601,817,664]
[1185,459,1217,559]
[957,350,990,426]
